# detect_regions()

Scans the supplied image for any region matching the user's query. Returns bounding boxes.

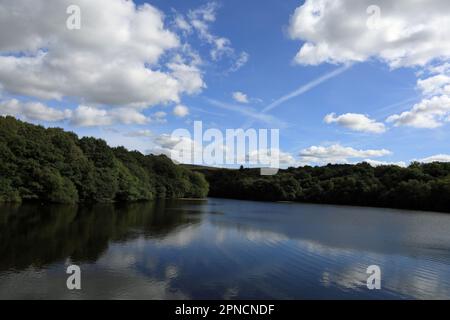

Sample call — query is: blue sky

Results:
[1,0,450,167]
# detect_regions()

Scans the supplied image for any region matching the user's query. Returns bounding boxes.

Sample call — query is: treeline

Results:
[199,163,450,213]
[0,117,209,203]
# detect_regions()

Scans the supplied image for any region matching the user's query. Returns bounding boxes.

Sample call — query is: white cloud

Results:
[276,151,297,166]
[152,111,168,123]
[173,105,189,118]
[229,51,250,73]
[387,65,450,129]
[427,63,450,75]
[247,149,297,166]
[288,1,450,132]
[151,134,201,164]
[417,154,450,163]
[151,132,296,168]
[70,105,149,127]
[324,113,386,133]
[0,99,71,122]
[386,95,450,128]
[0,99,158,127]
[167,62,205,95]
[0,0,204,108]
[417,74,450,96]
[124,130,153,138]
[299,144,391,164]
[173,2,248,71]
[232,91,249,104]
[154,111,167,118]
[188,3,232,60]
[289,0,450,68]
[174,15,192,33]
[362,159,407,167]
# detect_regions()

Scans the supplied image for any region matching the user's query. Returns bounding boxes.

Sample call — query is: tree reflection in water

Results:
[0,200,200,272]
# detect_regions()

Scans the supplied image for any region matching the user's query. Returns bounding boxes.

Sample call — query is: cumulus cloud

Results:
[324,113,386,133]
[427,63,450,75]
[167,62,205,96]
[246,149,297,166]
[70,105,149,127]
[386,66,450,129]
[386,95,450,128]
[0,99,71,122]
[362,159,407,167]
[124,130,153,138]
[417,154,450,163]
[0,0,205,109]
[151,132,228,164]
[299,144,391,164]
[1,99,150,127]
[150,131,296,168]
[150,134,201,164]
[288,0,450,68]
[417,74,450,96]
[288,1,450,131]
[173,105,189,118]
[232,91,249,104]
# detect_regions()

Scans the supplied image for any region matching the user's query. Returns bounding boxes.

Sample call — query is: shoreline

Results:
[2,196,449,215]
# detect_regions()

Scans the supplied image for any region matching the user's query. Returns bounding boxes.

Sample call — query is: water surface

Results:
[1,198,450,299]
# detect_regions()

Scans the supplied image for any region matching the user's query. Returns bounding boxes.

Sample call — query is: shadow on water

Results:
[0,200,200,272]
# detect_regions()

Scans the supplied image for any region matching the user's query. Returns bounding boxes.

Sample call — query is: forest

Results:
[195,162,450,213]
[2,116,450,213]
[0,116,209,203]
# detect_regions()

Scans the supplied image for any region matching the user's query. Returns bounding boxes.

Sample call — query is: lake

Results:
[1,198,450,299]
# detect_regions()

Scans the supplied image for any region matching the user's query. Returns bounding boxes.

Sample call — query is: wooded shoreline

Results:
[0,117,209,204]
[193,163,450,214]
[2,116,450,214]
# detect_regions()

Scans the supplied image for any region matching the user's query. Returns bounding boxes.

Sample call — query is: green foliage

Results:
[200,161,450,213]
[0,117,209,204]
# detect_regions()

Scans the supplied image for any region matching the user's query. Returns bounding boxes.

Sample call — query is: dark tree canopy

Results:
[2,116,449,213]
[0,117,209,203]
[194,161,450,213]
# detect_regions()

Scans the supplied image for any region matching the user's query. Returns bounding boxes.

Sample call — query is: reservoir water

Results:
[1,198,450,299]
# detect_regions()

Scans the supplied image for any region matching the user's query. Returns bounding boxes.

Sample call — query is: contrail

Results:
[263,64,352,113]
[240,64,351,129]
[205,98,286,128]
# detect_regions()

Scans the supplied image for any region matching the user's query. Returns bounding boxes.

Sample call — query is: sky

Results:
[1,0,450,168]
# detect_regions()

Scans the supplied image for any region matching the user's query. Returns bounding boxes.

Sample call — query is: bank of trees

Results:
[199,162,450,213]
[0,117,209,203]
[2,116,449,212]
